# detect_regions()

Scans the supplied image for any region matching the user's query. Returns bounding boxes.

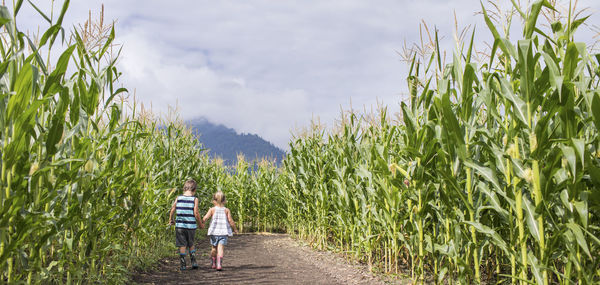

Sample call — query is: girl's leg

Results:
[216,244,225,270]
[210,246,217,269]
[217,244,225,258]
[211,246,217,258]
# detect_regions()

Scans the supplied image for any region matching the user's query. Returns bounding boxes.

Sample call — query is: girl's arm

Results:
[202,207,214,222]
[168,200,177,225]
[194,198,204,228]
[225,208,238,234]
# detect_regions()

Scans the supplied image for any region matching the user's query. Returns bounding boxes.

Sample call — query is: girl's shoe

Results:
[216,257,223,271]
[211,257,216,269]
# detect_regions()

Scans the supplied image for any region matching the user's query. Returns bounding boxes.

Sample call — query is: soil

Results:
[130,233,405,285]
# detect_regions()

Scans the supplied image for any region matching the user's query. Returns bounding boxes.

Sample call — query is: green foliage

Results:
[277,1,600,284]
[0,2,214,283]
[3,1,599,284]
[227,157,285,233]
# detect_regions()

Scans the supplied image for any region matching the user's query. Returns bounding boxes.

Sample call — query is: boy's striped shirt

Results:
[175,195,197,229]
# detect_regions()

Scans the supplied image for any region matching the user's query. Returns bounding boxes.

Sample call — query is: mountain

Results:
[185,118,286,166]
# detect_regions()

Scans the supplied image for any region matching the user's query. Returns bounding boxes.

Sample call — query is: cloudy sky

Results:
[15,1,600,149]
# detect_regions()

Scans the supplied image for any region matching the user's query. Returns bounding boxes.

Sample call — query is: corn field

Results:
[2,0,600,284]
[281,1,600,284]
[0,2,220,283]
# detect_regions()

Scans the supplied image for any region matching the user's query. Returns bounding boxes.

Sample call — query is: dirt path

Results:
[131,233,394,284]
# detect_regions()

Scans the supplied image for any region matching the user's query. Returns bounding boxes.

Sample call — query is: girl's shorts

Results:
[210,235,228,246]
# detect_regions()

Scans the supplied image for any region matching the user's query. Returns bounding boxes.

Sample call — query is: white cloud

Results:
[14,0,600,149]
[115,31,310,148]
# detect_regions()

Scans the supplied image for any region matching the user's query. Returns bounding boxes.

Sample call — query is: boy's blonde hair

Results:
[183,179,197,192]
[212,191,226,204]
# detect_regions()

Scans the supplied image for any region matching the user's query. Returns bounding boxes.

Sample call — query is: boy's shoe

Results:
[211,257,217,269]
[190,255,198,269]
[216,257,223,271]
[180,254,187,271]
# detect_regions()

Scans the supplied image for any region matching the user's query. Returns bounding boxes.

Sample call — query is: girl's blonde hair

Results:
[212,191,226,204]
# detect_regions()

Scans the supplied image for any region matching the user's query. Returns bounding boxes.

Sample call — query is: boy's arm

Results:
[194,198,204,228]
[202,207,213,222]
[169,200,177,225]
[225,208,239,234]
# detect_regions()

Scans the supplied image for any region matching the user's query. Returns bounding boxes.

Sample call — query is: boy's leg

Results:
[179,247,187,271]
[189,246,198,269]
[176,228,187,270]
[188,229,198,269]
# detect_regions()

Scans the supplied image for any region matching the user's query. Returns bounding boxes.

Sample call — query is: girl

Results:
[203,191,238,270]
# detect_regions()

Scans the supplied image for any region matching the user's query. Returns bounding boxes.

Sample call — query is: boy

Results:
[169,179,204,270]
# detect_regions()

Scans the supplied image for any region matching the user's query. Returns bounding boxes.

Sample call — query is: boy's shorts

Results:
[210,235,228,246]
[175,228,196,247]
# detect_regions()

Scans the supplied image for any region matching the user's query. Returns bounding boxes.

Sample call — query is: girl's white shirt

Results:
[207,206,233,236]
